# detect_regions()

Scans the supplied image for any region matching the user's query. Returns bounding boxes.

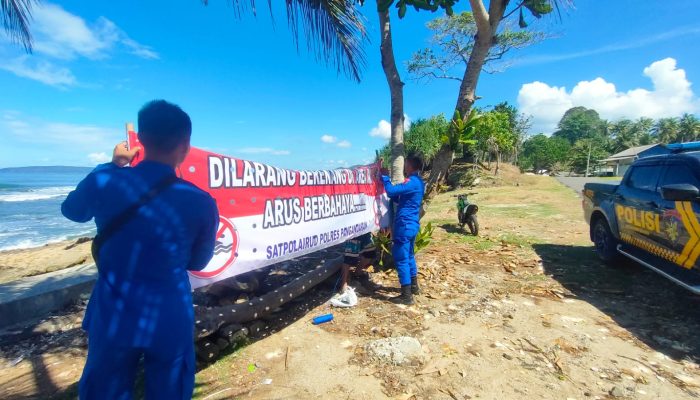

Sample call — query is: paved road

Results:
[555,176,620,195]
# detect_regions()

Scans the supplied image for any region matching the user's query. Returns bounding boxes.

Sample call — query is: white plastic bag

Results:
[330,286,358,308]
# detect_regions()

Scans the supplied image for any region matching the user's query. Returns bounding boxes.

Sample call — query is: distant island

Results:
[0,166,93,173]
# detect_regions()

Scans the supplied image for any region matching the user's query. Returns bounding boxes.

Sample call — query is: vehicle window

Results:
[659,164,700,188]
[626,166,660,192]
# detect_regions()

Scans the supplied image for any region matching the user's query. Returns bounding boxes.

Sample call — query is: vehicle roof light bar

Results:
[666,141,700,153]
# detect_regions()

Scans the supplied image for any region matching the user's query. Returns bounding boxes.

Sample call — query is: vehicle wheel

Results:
[592,217,619,264]
[466,215,479,236]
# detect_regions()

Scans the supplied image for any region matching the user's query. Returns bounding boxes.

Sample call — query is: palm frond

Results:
[1,0,36,51]
[211,0,367,81]
[285,0,367,82]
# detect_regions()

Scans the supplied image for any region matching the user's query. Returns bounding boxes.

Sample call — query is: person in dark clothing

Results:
[62,100,219,400]
[340,233,381,292]
[380,156,425,305]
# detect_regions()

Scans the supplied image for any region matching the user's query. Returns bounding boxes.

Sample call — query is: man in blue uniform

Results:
[381,156,425,305]
[62,100,219,399]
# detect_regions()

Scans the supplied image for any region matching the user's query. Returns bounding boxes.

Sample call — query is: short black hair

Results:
[137,100,192,152]
[406,155,424,172]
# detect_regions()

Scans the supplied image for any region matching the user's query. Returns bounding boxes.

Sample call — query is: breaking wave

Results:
[0,186,73,202]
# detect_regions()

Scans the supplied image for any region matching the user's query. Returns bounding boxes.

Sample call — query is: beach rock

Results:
[366,336,423,366]
[609,385,625,398]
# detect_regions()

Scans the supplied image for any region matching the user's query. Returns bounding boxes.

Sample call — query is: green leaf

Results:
[524,0,553,18]
[377,0,395,12]
[398,2,407,18]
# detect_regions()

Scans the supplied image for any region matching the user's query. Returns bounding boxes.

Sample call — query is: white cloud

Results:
[32,4,113,60]
[0,2,158,87]
[239,147,291,156]
[0,57,76,87]
[1,111,122,163]
[337,140,351,148]
[121,38,160,60]
[369,120,391,139]
[321,134,337,143]
[368,115,411,139]
[88,152,110,164]
[518,58,698,133]
[30,4,159,60]
[2,111,121,146]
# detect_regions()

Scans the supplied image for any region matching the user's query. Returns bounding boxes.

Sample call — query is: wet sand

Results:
[0,238,93,284]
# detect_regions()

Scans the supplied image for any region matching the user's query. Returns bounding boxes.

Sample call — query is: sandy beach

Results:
[0,238,93,285]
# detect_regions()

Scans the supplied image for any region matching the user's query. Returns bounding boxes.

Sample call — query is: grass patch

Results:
[459,234,497,250]
[494,232,541,247]
[482,203,559,219]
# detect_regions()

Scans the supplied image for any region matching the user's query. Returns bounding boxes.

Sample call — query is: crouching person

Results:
[340,233,381,292]
[61,100,219,400]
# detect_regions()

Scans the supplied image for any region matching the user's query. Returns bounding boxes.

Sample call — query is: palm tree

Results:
[653,117,680,144]
[678,113,700,142]
[204,1,368,81]
[633,117,654,145]
[1,0,36,51]
[3,1,368,81]
[608,119,639,153]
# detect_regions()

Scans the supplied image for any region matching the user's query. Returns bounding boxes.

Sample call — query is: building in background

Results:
[600,144,670,177]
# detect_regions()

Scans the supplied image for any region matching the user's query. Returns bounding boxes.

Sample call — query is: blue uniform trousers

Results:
[393,234,418,286]
[79,331,195,400]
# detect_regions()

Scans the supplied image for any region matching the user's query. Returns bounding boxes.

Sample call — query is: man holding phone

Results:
[62,100,219,400]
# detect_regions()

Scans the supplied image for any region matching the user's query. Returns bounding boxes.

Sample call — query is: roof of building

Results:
[602,144,660,162]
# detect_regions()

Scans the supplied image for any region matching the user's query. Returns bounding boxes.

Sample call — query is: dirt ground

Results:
[2,165,700,399]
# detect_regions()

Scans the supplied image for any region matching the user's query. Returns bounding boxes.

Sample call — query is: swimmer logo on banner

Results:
[127,129,388,289]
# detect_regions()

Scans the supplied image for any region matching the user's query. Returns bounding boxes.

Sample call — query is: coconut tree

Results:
[204,1,368,81]
[1,0,36,51]
[679,113,700,142]
[653,117,680,144]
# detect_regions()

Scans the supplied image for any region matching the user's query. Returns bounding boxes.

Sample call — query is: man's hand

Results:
[112,141,141,167]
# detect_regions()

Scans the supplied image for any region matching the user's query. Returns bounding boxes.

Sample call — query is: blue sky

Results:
[1,0,699,169]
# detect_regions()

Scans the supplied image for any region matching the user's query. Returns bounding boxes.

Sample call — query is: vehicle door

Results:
[657,162,700,270]
[614,163,664,251]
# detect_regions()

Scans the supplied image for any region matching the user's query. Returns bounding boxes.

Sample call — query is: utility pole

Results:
[585,141,592,178]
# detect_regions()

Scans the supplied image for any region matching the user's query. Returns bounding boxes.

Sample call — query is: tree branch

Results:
[468,0,491,33]
[487,0,508,31]
[501,1,525,21]
[427,71,463,82]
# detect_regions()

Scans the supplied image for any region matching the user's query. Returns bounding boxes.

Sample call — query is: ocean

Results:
[0,166,95,251]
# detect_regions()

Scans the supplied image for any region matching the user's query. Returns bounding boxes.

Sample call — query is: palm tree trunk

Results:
[378,5,405,183]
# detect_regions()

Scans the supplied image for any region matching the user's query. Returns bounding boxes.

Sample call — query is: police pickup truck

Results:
[582,143,700,293]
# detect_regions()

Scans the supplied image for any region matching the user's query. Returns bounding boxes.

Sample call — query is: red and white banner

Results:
[127,130,387,289]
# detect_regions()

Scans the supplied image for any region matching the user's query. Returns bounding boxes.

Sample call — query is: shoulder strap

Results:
[92,175,179,262]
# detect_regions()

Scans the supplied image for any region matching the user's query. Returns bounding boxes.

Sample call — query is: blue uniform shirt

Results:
[381,173,425,237]
[62,161,219,354]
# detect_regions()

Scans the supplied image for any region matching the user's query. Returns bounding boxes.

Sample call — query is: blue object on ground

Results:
[312,314,334,325]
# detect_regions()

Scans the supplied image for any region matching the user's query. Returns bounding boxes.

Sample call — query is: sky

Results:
[1,0,699,169]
